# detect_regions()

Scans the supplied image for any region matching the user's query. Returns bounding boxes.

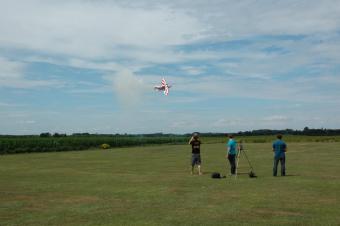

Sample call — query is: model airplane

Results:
[154,78,172,95]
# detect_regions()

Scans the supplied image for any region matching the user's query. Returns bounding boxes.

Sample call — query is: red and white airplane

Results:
[154,78,172,95]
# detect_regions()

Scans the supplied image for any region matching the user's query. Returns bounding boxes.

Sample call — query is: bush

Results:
[101,144,111,149]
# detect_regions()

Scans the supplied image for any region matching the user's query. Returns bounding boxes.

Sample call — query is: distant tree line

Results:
[1,128,340,154]
[44,128,340,137]
[181,128,338,137]
[1,127,340,138]
[233,127,340,136]
[39,132,67,137]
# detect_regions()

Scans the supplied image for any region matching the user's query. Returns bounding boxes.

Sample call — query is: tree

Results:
[40,132,51,138]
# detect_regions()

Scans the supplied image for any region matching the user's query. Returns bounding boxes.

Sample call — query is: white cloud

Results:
[0,0,204,59]
[0,102,16,107]
[169,73,340,105]
[0,57,25,78]
[67,58,131,72]
[1,0,340,63]
[0,57,64,88]
[262,115,290,122]
[181,66,205,75]
[2,0,339,74]
[16,120,36,124]
[168,0,340,38]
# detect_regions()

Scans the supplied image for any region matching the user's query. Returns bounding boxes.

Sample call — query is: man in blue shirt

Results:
[272,134,287,176]
[226,134,238,175]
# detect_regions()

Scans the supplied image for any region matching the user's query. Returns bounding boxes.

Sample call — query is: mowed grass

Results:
[0,142,339,226]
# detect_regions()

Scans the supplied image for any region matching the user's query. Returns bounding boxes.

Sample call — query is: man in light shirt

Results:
[226,134,238,176]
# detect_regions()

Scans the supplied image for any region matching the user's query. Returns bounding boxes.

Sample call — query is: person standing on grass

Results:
[226,134,238,176]
[272,134,287,176]
[189,132,202,175]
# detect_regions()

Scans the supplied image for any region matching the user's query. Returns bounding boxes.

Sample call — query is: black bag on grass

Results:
[248,171,257,178]
[211,172,221,179]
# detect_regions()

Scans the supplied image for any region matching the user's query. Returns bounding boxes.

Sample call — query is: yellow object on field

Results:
[101,144,111,149]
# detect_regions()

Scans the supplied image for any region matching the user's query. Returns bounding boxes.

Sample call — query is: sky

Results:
[0,0,340,134]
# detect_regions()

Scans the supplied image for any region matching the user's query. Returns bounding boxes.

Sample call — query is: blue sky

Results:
[0,0,340,134]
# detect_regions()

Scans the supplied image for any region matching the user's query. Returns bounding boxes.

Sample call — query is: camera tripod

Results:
[235,143,256,178]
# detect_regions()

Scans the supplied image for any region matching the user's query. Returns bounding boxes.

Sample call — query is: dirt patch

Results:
[253,208,304,217]
[61,195,100,204]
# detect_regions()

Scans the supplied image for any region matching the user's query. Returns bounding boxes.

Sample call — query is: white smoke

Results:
[109,69,147,108]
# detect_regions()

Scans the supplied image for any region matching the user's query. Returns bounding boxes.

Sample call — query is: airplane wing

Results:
[164,85,169,95]
[161,78,166,86]
[155,78,171,95]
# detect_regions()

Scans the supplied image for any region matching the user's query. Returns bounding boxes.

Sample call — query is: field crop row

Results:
[0,136,189,154]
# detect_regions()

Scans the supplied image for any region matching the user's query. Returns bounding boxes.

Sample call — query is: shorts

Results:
[191,153,201,166]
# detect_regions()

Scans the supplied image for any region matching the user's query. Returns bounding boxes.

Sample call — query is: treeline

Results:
[1,127,339,139]
[1,128,340,155]
[235,127,340,136]
[197,127,340,137]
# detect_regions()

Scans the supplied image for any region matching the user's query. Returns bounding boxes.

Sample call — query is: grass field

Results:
[0,142,339,226]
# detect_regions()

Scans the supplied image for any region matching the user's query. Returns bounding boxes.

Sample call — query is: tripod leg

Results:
[242,149,254,171]
[235,150,241,178]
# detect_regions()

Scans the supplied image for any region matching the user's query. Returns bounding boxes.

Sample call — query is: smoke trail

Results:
[110,69,146,108]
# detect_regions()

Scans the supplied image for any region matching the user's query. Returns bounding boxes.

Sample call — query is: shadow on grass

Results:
[273,174,300,177]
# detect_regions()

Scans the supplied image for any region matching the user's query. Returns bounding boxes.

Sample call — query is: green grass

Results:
[0,142,339,226]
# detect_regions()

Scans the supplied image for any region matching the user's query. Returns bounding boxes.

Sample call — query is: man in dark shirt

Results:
[189,133,202,175]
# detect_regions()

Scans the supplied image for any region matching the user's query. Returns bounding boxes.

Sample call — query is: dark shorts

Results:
[191,153,201,166]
